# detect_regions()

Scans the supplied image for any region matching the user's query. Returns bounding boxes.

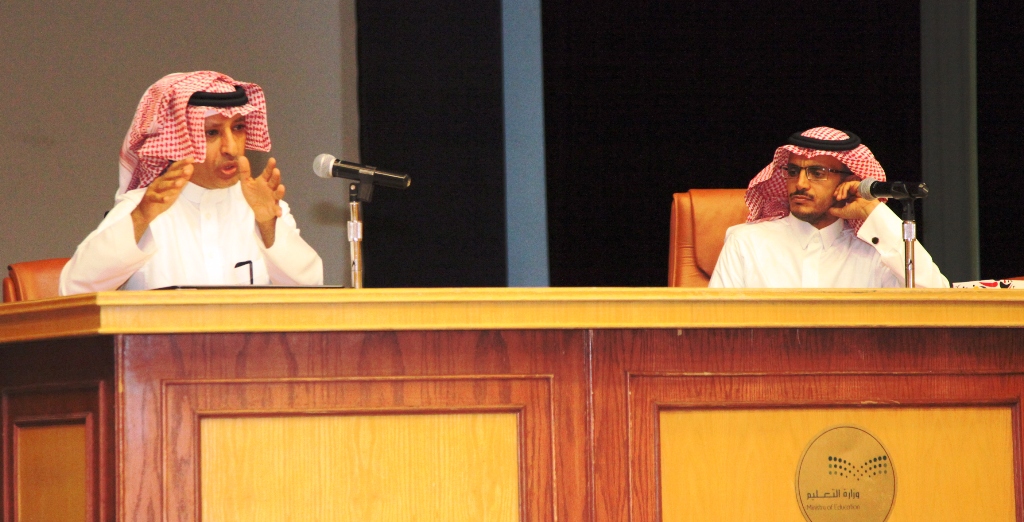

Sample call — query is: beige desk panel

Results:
[200,413,520,522]
[660,407,1014,521]
[16,423,87,522]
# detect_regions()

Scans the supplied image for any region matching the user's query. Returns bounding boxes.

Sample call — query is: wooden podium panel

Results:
[14,422,88,522]
[162,376,547,521]
[201,413,520,520]
[590,327,1024,521]
[1,288,1023,521]
[659,407,1014,521]
[119,330,575,522]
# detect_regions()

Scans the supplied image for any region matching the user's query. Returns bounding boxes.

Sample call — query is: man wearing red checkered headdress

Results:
[60,71,323,294]
[709,127,948,288]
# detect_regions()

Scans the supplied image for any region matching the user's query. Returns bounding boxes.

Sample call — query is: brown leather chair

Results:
[2,276,14,303]
[4,257,70,302]
[668,189,749,287]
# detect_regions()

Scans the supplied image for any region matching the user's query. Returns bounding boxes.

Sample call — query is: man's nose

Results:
[795,169,811,189]
[221,129,240,157]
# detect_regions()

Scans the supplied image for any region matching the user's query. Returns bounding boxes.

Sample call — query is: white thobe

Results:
[708,204,949,288]
[60,182,323,295]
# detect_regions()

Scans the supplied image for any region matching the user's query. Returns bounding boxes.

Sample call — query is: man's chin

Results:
[789,208,828,225]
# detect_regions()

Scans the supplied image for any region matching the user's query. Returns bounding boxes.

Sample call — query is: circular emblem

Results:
[796,426,896,522]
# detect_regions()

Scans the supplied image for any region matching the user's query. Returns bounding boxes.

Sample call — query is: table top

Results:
[2,287,1022,343]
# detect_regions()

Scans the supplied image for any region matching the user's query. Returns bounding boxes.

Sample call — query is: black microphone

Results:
[313,153,411,189]
[857,179,928,201]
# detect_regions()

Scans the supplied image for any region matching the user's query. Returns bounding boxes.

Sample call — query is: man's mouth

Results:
[219,161,238,175]
[790,193,812,202]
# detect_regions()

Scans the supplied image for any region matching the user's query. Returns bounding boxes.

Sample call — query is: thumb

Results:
[237,156,252,181]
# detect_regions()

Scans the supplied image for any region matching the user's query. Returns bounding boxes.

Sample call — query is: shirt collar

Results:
[783,213,847,250]
[181,181,237,205]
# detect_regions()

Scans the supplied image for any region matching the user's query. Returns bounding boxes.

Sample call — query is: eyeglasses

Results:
[784,164,852,182]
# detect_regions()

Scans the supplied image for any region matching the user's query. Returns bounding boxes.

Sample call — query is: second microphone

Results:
[313,153,411,189]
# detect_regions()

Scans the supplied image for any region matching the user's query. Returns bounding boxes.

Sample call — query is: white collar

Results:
[783,213,847,250]
[181,181,238,205]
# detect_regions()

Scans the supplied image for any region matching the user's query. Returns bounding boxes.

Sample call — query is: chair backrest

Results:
[2,277,14,303]
[4,257,70,302]
[668,189,749,287]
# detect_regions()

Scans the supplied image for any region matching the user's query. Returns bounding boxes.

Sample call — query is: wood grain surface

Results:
[201,413,520,521]
[14,422,88,522]
[119,329,586,522]
[2,293,1023,521]
[1,338,113,522]
[2,288,1023,343]
[591,328,1024,521]
[659,404,1014,520]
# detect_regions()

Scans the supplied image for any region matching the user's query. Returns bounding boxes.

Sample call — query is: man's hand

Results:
[239,156,285,247]
[829,177,880,222]
[131,158,193,242]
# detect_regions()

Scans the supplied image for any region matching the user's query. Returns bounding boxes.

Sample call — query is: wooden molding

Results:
[628,373,1024,521]
[2,288,1023,343]
[159,376,554,522]
[2,382,109,522]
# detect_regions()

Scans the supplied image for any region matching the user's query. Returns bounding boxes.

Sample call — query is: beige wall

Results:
[0,0,359,285]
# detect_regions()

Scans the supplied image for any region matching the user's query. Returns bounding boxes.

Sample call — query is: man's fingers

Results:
[264,157,277,175]
[152,174,188,194]
[165,157,194,175]
[237,156,253,181]
[267,167,282,190]
[834,180,860,202]
[161,161,193,184]
[167,157,195,170]
[835,184,849,201]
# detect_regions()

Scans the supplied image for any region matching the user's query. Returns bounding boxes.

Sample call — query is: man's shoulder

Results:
[724,217,787,242]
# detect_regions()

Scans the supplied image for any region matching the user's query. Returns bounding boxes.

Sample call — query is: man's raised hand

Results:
[131,158,193,242]
[829,177,880,222]
[239,156,285,247]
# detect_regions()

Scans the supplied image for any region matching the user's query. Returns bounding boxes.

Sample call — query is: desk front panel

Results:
[592,328,1024,521]
[4,320,1024,521]
[118,330,588,522]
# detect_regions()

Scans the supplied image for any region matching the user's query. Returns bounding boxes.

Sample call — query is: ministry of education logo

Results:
[795,426,896,521]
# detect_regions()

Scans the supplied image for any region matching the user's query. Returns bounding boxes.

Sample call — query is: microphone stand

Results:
[883,182,928,288]
[346,172,376,289]
[900,199,917,289]
[316,154,410,288]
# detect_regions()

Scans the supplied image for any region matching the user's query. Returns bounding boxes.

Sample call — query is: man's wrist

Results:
[256,217,277,248]
[130,205,154,243]
[862,199,881,218]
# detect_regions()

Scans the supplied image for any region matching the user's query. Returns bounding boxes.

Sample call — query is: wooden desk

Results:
[2,288,1022,521]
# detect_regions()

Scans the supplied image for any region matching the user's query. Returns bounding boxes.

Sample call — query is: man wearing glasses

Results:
[708,127,948,288]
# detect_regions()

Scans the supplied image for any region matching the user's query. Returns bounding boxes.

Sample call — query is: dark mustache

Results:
[789,189,812,199]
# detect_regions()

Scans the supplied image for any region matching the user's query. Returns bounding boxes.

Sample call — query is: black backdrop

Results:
[357,0,506,287]
[543,1,922,286]
[358,0,1021,288]
[978,0,1024,281]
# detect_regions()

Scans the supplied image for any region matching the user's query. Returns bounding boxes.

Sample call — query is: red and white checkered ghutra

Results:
[117,71,272,196]
[745,127,887,232]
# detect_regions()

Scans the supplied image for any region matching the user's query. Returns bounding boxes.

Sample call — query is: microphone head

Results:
[857,179,877,200]
[313,153,336,179]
